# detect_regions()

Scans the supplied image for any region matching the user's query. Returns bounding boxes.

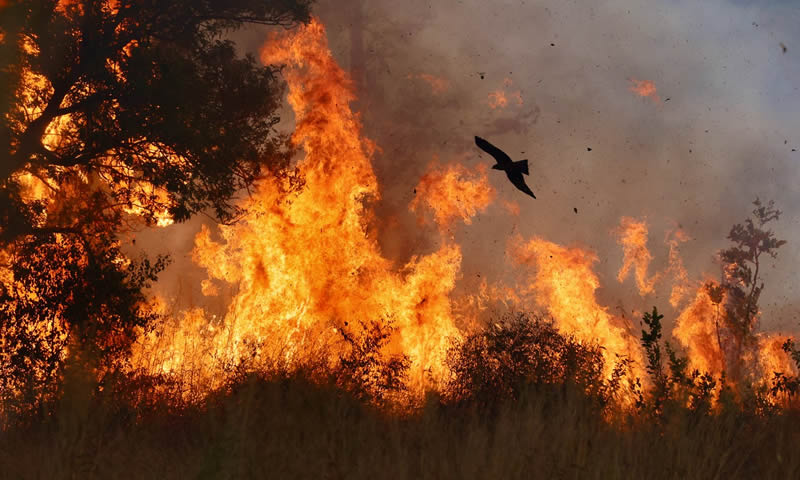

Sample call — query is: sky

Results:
[146,0,800,333]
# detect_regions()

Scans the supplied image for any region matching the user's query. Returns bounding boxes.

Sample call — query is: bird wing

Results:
[475,136,512,166]
[512,159,529,176]
[506,171,536,199]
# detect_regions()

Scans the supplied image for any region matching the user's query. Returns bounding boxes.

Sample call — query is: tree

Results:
[640,306,666,410]
[0,0,312,411]
[715,198,786,381]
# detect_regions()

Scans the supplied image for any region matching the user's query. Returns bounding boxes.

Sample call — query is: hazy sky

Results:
[148,0,800,332]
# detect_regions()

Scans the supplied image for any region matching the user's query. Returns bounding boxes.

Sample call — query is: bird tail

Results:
[512,160,529,175]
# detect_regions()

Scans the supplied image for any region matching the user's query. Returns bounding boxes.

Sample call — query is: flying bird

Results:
[474,136,536,199]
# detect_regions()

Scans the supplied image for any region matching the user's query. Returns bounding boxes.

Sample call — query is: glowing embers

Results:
[629,78,661,104]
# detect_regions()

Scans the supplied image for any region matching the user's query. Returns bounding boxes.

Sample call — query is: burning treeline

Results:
[132,21,796,406]
[1,12,798,416]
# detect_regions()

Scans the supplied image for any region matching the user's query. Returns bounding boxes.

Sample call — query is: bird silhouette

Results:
[474,136,536,199]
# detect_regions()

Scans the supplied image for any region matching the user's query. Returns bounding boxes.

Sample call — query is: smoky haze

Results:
[142,0,800,333]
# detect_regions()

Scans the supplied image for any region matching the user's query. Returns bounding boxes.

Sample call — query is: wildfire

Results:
[133,20,466,394]
[122,18,797,409]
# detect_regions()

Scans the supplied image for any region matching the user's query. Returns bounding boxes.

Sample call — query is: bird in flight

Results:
[474,136,536,199]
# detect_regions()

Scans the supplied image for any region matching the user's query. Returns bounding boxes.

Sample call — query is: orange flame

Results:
[512,237,644,379]
[410,162,494,230]
[756,333,797,388]
[616,217,657,296]
[122,18,798,411]
[133,19,464,394]
[672,285,726,376]
[666,228,691,307]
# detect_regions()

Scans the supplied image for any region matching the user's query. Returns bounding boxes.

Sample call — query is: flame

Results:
[133,20,465,394]
[756,333,797,387]
[666,228,690,307]
[11,30,173,228]
[672,285,726,376]
[615,219,691,306]
[629,78,661,104]
[121,18,798,410]
[616,217,657,296]
[410,161,494,231]
[511,236,644,379]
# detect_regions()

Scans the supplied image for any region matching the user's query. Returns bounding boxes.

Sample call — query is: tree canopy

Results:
[0,0,312,408]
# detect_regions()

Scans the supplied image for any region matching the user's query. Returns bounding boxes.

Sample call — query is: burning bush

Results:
[444,313,633,413]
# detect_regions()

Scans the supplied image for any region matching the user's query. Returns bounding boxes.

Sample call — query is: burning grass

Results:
[4,13,800,479]
[3,321,800,479]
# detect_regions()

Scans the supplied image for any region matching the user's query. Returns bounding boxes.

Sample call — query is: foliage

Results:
[717,198,786,380]
[770,339,800,404]
[334,320,410,407]
[0,0,312,410]
[0,230,167,417]
[5,369,800,479]
[443,313,625,413]
[640,306,666,408]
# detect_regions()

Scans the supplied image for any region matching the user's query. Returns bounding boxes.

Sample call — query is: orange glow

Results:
[629,78,660,104]
[410,162,494,231]
[133,20,465,395]
[408,73,450,95]
[756,333,797,388]
[672,285,726,377]
[666,228,690,307]
[512,236,644,381]
[114,18,795,411]
[616,217,657,296]
[501,199,520,217]
[488,90,508,109]
[489,78,523,109]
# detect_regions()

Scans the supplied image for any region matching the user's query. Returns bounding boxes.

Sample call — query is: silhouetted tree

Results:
[0,0,312,411]
[716,198,786,380]
[640,306,667,411]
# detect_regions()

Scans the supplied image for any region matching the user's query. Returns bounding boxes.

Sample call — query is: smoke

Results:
[137,0,800,337]
[306,0,800,330]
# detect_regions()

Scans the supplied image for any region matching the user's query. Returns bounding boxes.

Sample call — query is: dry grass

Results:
[2,372,800,480]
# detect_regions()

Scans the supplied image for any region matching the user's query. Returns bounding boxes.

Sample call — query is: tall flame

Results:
[125,18,798,409]
[134,20,465,393]
[511,237,644,379]
[672,285,726,376]
[616,217,657,296]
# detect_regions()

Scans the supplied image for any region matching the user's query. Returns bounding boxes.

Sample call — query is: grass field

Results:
[2,371,800,480]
